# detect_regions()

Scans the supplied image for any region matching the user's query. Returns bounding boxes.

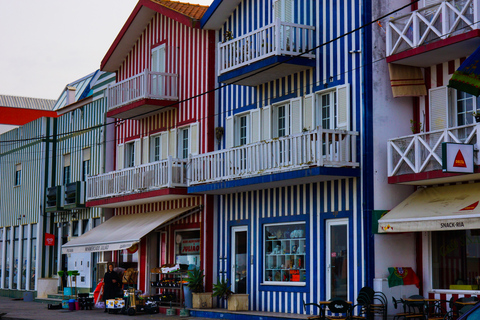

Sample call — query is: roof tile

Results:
[151,0,208,20]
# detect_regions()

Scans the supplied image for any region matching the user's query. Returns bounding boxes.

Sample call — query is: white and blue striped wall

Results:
[215,178,365,313]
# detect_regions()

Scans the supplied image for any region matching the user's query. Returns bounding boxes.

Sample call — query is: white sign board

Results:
[442,143,474,173]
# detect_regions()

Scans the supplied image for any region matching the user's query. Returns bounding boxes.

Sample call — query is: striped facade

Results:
[216,179,361,313]
[193,0,372,315]
[113,11,214,154]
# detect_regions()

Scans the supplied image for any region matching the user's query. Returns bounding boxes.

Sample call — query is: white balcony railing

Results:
[386,0,479,56]
[218,19,315,75]
[107,69,178,111]
[189,129,359,185]
[387,124,480,177]
[86,157,187,201]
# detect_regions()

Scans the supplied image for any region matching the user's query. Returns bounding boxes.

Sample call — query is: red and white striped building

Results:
[83,0,215,297]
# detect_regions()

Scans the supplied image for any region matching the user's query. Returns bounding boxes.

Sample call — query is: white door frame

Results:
[231,225,248,294]
[325,218,349,301]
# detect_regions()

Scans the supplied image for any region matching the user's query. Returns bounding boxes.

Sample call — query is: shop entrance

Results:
[231,226,247,294]
[326,219,348,300]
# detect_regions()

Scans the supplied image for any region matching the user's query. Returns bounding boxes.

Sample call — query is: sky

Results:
[0,0,213,101]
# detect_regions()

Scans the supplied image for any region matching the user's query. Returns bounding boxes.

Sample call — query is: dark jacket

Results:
[103,270,121,301]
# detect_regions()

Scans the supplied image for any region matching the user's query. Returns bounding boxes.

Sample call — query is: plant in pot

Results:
[212,278,249,311]
[212,278,232,308]
[184,269,212,309]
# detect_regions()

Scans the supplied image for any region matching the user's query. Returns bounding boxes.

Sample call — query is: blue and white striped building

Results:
[188,0,374,314]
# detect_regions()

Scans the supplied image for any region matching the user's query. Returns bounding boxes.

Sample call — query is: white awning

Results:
[62,206,200,254]
[378,183,480,233]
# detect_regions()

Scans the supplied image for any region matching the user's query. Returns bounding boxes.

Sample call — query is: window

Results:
[178,128,189,159]
[151,44,166,96]
[30,225,36,290]
[150,135,162,162]
[125,142,135,168]
[82,220,89,234]
[273,103,291,138]
[63,154,71,185]
[20,225,27,290]
[235,114,249,146]
[175,230,201,269]
[5,228,10,288]
[12,226,19,289]
[0,228,3,285]
[264,222,306,284]
[72,221,79,237]
[82,148,91,181]
[432,230,480,290]
[14,164,21,186]
[316,90,337,129]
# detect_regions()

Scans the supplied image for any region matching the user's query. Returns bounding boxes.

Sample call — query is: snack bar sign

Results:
[181,239,200,254]
[442,143,474,173]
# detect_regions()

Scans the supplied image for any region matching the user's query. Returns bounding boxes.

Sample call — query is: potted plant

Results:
[472,111,480,122]
[212,278,248,311]
[184,269,212,309]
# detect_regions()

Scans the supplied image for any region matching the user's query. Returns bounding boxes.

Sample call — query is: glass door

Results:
[326,219,348,300]
[231,226,248,294]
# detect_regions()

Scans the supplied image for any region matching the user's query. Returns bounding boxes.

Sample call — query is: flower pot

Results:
[192,292,212,309]
[183,286,193,308]
[227,294,249,311]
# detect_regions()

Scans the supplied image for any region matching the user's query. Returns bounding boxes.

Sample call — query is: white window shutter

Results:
[336,84,350,130]
[169,128,177,158]
[262,105,272,140]
[117,144,124,170]
[190,122,199,155]
[303,94,315,131]
[134,140,142,166]
[430,86,449,131]
[284,0,293,23]
[226,116,234,148]
[290,97,303,134]
[250,109,261,143]
[142,137,149,164]
[160,132,168,159]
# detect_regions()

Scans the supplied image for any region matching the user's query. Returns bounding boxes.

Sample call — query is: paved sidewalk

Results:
[0,297,214,320]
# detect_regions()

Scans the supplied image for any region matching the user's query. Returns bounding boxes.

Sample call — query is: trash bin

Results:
[68,299,76,311]
[23,291,34,302]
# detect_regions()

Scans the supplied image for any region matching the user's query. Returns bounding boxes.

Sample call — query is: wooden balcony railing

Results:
[386,0,479,56]
[86,156,186,201]
[106,69,178,111]
[188,128,359,185]
[387,124,480,176]
[218,19,315,75]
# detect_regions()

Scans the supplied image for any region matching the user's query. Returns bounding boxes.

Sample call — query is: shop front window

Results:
[12,226,19,289]
[119,248,138,270]
[264,222,306,284]
[432,230,480,290]
[21,225,27,290]
[5,228,10,288]
[30,225,36,290]
[0,228,3,285]
[175,230,200,268]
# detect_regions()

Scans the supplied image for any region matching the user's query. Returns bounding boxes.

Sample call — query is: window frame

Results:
[235,112,250,147]
[451,89,480,128]
[272,101,291,138]
[14,164,21,187]
[262,221,307,287]
[125,142,135,168]
[315,89,338,130]
[150,134,162,162]
[177,127,190,159]
[63,154,71,185]
[82,147,91,181]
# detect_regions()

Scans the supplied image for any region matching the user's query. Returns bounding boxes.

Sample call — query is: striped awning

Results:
[62,206,200,253]
[388,64,427,97]
[448,45,480,96]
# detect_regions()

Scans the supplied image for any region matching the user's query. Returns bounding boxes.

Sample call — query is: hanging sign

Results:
[181,239,200,254]
[45,233,55,246]
[442,143,474,173]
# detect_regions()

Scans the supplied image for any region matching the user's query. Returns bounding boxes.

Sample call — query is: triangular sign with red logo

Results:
[453,150,467,168]
[461,201,479,211]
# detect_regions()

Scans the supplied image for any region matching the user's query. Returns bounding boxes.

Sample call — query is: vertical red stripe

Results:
[436,63,443,87]
[425,67,431,132]
[448,60,455,74]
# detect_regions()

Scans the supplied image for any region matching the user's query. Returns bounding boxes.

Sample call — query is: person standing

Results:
[103,263,120,313]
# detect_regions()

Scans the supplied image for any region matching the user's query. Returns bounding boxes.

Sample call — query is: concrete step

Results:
[34,297,63,305]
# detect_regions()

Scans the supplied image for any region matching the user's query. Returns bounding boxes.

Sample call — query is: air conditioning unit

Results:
[45,186,65,212]
[64,181,86,210]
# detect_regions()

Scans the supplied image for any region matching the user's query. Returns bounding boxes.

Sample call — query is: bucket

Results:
[68,299,76,311]
[75,301,80,310]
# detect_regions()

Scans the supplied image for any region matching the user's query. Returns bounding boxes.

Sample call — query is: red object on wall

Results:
[45,233,55,246]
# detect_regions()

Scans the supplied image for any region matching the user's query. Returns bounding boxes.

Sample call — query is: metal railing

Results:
[387,124,480,176]
[189,128,359,185]
[86,156,186,200]
[107,69,178,111]
[386,0,479,56]
[218,19,315,75]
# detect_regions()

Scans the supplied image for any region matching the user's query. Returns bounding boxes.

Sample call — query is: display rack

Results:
[149,271,187,306]
[265,237,306,282]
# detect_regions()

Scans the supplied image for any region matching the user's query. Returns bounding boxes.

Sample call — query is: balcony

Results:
[388,124,480,185]
[218,19,315,86]
[106,69,178,120]
[86,157,187,207]
[386,0,480,67]
[188,129,359,193]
